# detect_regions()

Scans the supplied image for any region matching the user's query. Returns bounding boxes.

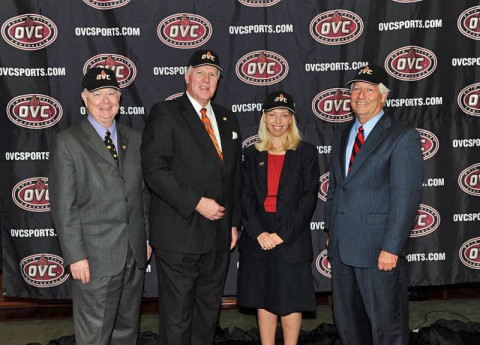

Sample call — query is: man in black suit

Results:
[141,50,242,345]
[325,65,424,345]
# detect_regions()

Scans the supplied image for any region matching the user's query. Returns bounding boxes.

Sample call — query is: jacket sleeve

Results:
[49,134,88,266]
[141,103,202,219]
[276,144,320,246]
[381,128,424,255]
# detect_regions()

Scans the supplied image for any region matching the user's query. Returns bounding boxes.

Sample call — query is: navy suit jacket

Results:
[239,142,319,263]
[325,113,424,268]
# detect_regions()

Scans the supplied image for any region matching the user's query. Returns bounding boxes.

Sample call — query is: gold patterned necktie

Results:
[104,130,118,164]
[200,108,223,161]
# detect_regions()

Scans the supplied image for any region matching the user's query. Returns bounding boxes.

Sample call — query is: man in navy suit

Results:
[141,50,241,345]
[325,64,424,345]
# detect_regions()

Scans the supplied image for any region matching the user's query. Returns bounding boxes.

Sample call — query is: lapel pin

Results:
[122,145,127,150]
[259,162,265,166]
[223,117,227,121]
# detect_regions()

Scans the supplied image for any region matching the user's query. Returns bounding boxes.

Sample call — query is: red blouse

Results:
[263,153,285,212]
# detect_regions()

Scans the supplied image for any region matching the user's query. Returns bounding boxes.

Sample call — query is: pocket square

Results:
[232,131,238,139]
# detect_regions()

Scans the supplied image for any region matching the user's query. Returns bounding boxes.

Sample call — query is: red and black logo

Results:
[410,204,441,238]
[459,237,480,270]
[457,6,480,40]
[458,163,480,196]
[158,13,212,49]
[83,0,130,10]
[83,54,137,88]
[315,249,331,278]
[310,10,363,45]
[312,88,353,123]
[385,46,437,81]
[457,82,480,117]
[165,92,184,101]
[20,253,69,288]
[1,14,57,51]
[7,94,63,129]
[242,135,259,150]
[236,50,288,86]
[12,177,49,212]
[318,172,330,202]
[417,128,439,160]
[238,0,282,6]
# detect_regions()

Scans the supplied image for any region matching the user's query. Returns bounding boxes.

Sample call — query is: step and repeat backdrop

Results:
[0,0,479,299]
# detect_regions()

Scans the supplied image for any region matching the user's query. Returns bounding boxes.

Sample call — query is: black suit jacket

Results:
[141,94,242,254]
[239,142,320,263]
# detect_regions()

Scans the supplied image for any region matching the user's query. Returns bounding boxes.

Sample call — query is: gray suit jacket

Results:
[325,114,424,268]
[49,119,148,276]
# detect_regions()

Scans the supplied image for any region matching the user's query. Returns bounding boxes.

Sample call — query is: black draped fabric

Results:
[1,0,479,299]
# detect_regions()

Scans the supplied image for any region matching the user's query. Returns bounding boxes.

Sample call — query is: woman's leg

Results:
[280,312,302,345]
[258,308,278,345]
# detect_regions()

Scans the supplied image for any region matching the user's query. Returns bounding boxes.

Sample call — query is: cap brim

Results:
[346,78,380,86]
[87,86,121,92]
[263,106,295,114]
[192,63,223,72]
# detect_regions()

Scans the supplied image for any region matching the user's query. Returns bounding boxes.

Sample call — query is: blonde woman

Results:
[238,91,320,345]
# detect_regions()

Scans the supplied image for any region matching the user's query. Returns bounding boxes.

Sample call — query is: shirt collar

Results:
[354,110,384,139]
[87,115,117,139]
[186,91,213,116]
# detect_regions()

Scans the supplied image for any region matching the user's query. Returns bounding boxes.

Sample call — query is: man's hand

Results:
[230,227,238,250]
[70,259,90,285]
[257,232,276,250]
[147,242,153,261]
[378,250,398,271]
[195,197,225,221]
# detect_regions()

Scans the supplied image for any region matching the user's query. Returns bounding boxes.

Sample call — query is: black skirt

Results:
[237,212,316,315]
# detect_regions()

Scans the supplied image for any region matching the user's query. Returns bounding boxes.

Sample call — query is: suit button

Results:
[342,187,346,191]
[125,198,128,202]
[121,176,125,180]
[126,219,130,224]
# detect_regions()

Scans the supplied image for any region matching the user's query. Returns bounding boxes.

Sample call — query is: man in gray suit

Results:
[325,65,423,345]
[49,68,151,345]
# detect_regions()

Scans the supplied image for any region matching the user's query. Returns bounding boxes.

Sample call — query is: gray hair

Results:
[186,65,221,78]
[350,82,390,95]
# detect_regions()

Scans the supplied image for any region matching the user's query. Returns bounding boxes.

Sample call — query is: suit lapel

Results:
[81,120,117,167]
[213,104,230,169]
[346,115,391,179]
[117,126,129,172]
[256,150,268,199]
[339,122,353,180]
[278,149,293,191]
[180,95,223,167]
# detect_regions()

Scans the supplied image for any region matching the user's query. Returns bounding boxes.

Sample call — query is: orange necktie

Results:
[200,108,223,161]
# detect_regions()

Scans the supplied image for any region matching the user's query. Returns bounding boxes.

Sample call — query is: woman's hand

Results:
[269,233,284,245]
[257,232,277,250]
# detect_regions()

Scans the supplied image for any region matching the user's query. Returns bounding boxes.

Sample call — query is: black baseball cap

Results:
[346,64,389,87]
[82,67,120,92]
[187,49,222,72]
[262,91,295,114]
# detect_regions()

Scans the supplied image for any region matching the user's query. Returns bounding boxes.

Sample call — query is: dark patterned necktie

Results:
[200,108,223,161]
[104,130,118,164]
[348,125,364,173]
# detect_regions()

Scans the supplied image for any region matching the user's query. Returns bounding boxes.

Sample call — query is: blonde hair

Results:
[255,110,302,151]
